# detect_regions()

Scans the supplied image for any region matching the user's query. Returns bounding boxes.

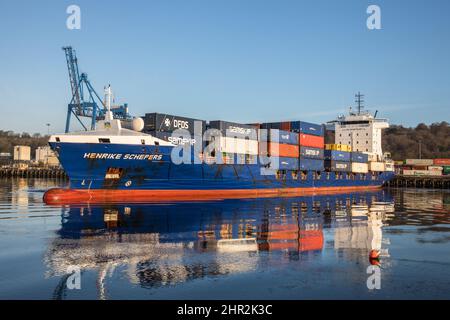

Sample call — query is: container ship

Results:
[43,87,395,204]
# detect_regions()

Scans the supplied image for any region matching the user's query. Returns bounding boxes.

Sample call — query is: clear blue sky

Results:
[0,0,449,134]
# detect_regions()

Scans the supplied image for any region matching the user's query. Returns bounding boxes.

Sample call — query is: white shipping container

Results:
[351,162,369,173]
[403,169,442,176]
[366,153,378,162]
[218,137,259,155]
[405,159,433,166]
[13,146,31,161]
[368,161,385,172]
[384,161,395,172]
[428,166,443,171]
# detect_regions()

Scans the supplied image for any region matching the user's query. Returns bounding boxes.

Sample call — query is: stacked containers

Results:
[259,129,299,170]
[143,113,206,147]
[208,120,259,163]
[324,149,351,172]
[295,122,325,171]
[350,152,369,173]
[434,159,450,176]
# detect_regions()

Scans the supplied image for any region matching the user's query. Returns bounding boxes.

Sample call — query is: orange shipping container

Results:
[298,134,324,149]
[260,142,299,158]
[433,159,450,165]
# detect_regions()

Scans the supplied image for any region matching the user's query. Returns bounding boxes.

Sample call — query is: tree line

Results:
[0,131,50,158]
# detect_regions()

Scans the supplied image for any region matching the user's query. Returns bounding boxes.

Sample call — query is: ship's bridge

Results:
[327,99,390,161]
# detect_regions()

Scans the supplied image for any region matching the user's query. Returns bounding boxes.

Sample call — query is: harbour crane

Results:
[62,46,130,132]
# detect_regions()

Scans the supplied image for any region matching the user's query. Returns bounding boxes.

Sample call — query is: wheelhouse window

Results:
[99,138,111,143]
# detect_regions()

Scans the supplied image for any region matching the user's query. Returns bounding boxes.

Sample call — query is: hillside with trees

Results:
[0,130,50,158]
[382,122,449,160]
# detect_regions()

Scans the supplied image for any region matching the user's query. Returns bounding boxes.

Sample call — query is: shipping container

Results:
[403,170,442,176]
[261,142,299,158]
[209,120,258,140]
[280,122,291,131]
[299,158,324,171]
[259,129,299,145]
[324,160,351,172]
[351,152,369,163]
[246,123,261,128]
[298,134,324,149]
[351,162,369,173]
[13,146,31,161]
[291,121,324,136]
[443,166,450,175]
[299,146,324,160]
[384,161,395,172]
[324,150,351,162]
[404,159,434,166]
[268,157,299,170]
[368,161,385,172]
[216,137,259,155]
[326,144,351,152]
[143,113,206,134]
[367,153,379,162]
[148,131,202,147]
[428,166,443,171]
[433,159,450,166]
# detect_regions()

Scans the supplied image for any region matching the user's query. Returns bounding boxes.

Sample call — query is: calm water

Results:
[0,178,449,300]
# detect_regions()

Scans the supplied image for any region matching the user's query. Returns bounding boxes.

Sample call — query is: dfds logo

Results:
[164,118,189,129]
[173,119,189,130]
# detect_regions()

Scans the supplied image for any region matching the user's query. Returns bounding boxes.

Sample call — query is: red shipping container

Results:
[261,142,299,158]
[433,159,450,165]
[298,134,324,149]
[280,122,291,131]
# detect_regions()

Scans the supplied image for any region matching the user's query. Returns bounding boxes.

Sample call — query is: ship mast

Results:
[355,92,365,115]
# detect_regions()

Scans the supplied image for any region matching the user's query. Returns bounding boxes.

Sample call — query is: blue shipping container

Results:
[324,150,351,162]
[351,152,369,163]
[268,157,299,170]
[291,121,324,136]
[300,146,324,159]
[267,129,299,145]
[299,158,325,171]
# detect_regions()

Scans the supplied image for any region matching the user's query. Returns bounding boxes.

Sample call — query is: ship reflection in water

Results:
[2,178,450,299]
[45,190,399,299]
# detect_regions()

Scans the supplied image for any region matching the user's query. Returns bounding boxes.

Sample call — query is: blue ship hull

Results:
[47,142,394,198]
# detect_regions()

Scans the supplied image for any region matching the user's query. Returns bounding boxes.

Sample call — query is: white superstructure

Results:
[328,94,389,162]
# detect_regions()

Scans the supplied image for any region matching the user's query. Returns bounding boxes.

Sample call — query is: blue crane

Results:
[62,46,130,133]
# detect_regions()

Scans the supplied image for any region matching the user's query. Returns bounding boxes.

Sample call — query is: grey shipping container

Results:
[143,113,206,135]
[324,160,351,172]
[208,120,258,140]
[300,146,324,159]
[147,131,204,147]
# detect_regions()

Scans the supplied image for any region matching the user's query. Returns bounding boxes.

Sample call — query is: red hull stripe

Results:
[43,186,383,205]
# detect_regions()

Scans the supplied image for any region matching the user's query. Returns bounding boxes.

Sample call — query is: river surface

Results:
[0,178,449,300]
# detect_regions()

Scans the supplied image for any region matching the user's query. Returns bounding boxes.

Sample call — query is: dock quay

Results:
[386,174,450,189]
[0,167,67,179]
